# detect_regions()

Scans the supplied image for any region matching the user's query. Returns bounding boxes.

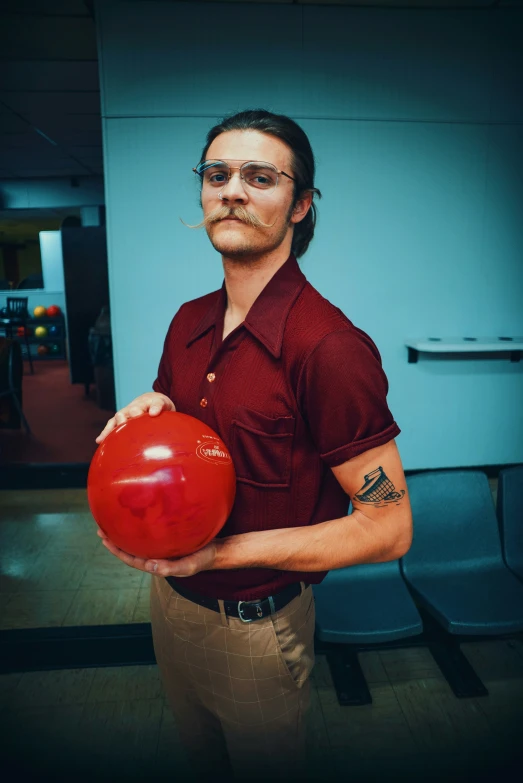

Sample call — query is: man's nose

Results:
[219,171,248,202]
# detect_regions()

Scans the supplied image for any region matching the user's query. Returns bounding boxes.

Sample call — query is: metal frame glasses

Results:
[193,159,296,196]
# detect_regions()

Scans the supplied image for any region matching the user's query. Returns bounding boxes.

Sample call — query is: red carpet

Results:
[0,361,115,464]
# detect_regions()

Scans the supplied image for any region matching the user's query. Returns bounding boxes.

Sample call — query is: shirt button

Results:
[200,398,208,408]
[206,372,216,383]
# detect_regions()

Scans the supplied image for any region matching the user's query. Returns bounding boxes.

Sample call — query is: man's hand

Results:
[97,527,218,577]
[96,392,176,444]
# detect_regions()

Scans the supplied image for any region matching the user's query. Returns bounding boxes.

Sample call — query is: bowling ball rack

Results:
[15,313,66,361]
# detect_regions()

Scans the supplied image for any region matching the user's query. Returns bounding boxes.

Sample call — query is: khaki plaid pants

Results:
[150,574,316,782]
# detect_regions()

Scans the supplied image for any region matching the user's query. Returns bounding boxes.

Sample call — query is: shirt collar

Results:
[186,252,307,358]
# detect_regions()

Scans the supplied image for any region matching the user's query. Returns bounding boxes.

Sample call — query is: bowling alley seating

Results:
[0,297,34,374]
[313,529,423,704]
[402,470,523,634]
[400,470,523,696]
[314,470,523,705]
[0,337,31,434]
[496,465,523,582]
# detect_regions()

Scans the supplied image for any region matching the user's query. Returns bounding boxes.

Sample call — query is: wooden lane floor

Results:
[0,489,150,630]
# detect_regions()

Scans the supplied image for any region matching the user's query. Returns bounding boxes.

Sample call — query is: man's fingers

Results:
[151,555,196,577]
[127,406,146,418]
[101,538,148,571]
[95,417,116,443]
[113,411,128,426]
[95,396,173,444]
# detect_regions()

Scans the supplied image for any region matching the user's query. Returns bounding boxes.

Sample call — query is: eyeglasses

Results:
[193,159,296,195]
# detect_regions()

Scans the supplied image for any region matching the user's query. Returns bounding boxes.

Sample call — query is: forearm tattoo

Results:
[352,466,405,508]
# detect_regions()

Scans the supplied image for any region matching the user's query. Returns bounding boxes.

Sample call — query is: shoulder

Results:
[178,289,221,319]
[163,289,221,340]
[284,281,382,366]
[288,281,352,340]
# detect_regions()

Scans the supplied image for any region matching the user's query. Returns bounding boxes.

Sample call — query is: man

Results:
[96,109,413,781]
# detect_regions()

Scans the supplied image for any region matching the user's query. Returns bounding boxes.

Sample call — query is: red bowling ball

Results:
[88,411,236,559]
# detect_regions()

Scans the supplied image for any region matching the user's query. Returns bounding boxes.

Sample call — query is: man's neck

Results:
[222,246,291,321]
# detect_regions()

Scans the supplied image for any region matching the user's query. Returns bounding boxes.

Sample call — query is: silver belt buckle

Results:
[237,600,264,623]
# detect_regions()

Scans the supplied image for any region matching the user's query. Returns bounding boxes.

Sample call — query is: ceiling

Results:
[0,0,520,180]
[0,0,100,180]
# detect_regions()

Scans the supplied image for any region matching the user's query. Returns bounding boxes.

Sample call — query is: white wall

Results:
[96,0,523,470]
[39,231,65,293]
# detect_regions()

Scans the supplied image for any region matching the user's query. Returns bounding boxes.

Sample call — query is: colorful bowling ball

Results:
[87,411,236,559]
[34,326,48,338]
[37,344,48,355]
[50,343,60,354]
[33,306,46,318]
[16,326,26,337]
[48,325,58,336]
[46,305,62,317]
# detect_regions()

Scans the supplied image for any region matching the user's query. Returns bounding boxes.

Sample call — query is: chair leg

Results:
[325,647,373,706]
[24,333,34,374]
[10,390,32,436]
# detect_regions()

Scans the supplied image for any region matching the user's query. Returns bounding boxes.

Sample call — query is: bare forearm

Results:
[213,509,412,572]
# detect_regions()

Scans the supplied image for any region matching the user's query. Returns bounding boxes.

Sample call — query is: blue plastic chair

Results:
[401,470,523,635]
[497,465,523,582]
[313,559,423,705]
[313,560,423,644]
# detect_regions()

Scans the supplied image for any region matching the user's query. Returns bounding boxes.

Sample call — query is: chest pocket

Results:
[231,406,295,488]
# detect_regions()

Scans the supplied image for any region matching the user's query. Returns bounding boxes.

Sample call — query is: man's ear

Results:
[291,192,313,224]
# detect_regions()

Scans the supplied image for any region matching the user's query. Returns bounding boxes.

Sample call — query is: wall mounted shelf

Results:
[405,337,523,364]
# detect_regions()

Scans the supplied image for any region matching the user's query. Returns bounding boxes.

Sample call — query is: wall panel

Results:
[97,0,523,469]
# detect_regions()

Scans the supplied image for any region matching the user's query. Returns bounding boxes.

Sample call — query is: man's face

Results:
[201,130,306,260]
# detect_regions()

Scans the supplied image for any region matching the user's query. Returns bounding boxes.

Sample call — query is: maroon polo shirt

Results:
[153,252,400,601]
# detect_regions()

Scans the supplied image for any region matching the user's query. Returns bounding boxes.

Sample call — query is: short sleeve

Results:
[152,310,181,397]
[297,327,400,467]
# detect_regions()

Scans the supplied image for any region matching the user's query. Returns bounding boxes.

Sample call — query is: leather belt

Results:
[165,578,309,623]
